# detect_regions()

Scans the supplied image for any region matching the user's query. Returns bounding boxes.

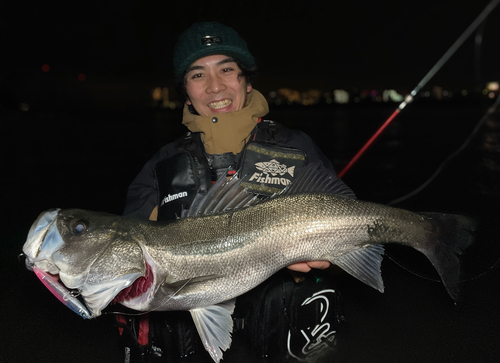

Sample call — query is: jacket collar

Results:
[181,89,269,155]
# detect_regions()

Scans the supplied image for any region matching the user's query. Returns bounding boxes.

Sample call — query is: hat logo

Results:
[201,36,222,46]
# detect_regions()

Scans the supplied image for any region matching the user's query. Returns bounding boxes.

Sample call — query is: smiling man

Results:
[184,55,251,116]
[120,21,352,363]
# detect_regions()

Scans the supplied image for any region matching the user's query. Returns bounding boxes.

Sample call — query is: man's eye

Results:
[191,73,203,79]
[222,68,234,73]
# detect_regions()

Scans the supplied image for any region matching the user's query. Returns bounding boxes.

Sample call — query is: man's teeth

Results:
[208,99,232,109]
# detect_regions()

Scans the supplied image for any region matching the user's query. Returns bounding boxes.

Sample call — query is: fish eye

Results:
[73,220,88,236]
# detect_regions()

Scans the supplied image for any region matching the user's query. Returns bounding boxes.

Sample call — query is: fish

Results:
[22,163,475,362]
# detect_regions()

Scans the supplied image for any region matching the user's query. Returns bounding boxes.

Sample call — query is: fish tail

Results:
[418,212,476,301]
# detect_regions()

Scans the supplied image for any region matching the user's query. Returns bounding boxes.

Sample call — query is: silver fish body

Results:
[22,167,475,362]
[139,193,435,310]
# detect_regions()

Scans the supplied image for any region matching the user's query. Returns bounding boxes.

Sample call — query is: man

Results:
[119,21,352,362]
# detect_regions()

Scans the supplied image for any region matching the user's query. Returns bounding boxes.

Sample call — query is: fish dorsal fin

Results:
[185,173,260,218]
[190,299,236,363]
[283,162,356,198]
[333,244,385,292]
[184,162,354,218]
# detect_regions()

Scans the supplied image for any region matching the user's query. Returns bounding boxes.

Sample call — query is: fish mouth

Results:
[29,250,155,318]
[23,209,156,318]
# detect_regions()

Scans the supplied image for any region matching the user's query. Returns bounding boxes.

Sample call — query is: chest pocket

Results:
[239,142,307,196]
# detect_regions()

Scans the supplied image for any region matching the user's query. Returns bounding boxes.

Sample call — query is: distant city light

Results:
[334,89,349,104]
[383,89,403,102]
[151,87,171,107]
[255,83,497,108]
[486,82,499,91]
[41,64,50,73]
[77,73,86,82]
[152,87,162,101]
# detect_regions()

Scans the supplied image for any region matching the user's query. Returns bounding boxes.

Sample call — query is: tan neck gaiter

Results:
[181,89,269,155]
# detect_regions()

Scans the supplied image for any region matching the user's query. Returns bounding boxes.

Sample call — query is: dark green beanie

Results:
[173,22,255,83]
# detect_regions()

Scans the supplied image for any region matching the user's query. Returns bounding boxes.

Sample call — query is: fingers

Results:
[286,260,331,273]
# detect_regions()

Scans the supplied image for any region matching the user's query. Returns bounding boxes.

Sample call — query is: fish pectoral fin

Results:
[333,244,385,292]
[190,299,236,363]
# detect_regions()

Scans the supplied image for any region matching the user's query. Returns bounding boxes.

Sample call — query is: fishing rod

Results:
[338,0,500,179]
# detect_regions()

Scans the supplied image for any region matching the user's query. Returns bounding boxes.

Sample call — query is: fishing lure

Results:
[33,265,91,319]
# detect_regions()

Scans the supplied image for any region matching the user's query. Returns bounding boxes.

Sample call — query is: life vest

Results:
[155,120,307,222]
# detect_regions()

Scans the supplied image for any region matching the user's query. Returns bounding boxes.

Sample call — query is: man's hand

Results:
[287,261,331,273]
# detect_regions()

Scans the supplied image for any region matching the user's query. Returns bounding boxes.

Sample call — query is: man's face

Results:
[185,54,252,117]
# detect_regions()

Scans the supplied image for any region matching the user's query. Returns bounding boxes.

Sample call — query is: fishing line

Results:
[103,277,194,317]
[385,94,500,282]
[386,248,500,285]
[338,0,500,178]
[387,93,500,206]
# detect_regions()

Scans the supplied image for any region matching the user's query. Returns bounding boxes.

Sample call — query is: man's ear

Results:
[247,84,252,93]
[186,98,192,105]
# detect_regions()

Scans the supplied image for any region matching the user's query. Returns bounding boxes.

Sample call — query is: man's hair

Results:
[175,58,257,105]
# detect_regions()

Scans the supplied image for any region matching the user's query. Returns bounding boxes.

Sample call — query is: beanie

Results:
[173,22,255,83]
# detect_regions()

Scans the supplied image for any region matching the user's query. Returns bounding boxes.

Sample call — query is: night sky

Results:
[1,0,500,95]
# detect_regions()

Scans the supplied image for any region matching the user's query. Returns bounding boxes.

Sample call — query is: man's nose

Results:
[206,75,226,93]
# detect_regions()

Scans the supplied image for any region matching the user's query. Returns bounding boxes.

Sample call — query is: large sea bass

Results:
[22,164,475,362]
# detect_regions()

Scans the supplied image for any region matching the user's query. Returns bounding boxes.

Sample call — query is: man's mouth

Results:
[208,99,232,109]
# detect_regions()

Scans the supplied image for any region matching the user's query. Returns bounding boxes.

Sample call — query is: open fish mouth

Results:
[23,209,156,319]
[22,210,94,318]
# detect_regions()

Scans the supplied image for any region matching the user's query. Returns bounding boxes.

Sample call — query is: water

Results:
[1,97,499,362]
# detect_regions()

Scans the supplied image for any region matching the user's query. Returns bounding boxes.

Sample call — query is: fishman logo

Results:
[249,159,295,187]
[161,192,188,206]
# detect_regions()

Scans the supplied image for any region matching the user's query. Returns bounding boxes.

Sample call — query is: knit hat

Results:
[173,22,255,83]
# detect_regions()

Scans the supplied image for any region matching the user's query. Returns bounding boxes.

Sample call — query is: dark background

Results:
[1,0,500,94]
[1,1,500,362]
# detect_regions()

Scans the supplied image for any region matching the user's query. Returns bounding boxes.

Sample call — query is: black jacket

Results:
[123,120,350,219]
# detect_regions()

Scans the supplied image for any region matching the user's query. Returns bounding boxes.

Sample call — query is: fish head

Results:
[23,208,150,318]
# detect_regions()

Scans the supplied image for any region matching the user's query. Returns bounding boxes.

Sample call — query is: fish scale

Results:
[130,194,432,312]
[22,164,475,362]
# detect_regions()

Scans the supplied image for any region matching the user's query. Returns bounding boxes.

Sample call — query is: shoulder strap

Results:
[175,132,211,193]
[254,120,288,145]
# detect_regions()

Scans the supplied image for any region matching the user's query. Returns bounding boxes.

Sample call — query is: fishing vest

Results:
[155,120,307,222]
[130,120,346,362]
